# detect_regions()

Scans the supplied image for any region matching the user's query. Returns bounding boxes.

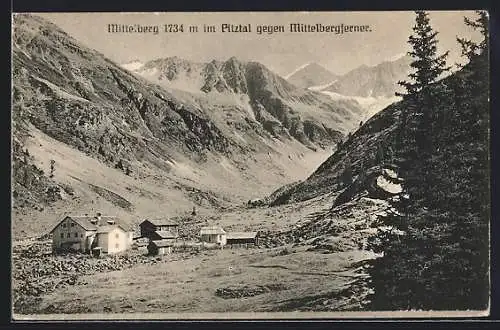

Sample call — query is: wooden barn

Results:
[148,229,178,242]
[226,232,260,248]
[147,239,173,256]
[140,219,179,241]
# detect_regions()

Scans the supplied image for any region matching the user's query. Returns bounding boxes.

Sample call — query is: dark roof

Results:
[226,232,258,240]
[50,215,134,233]
[150,239,173,248]
[153,230,177,239]
[142,219,178,227]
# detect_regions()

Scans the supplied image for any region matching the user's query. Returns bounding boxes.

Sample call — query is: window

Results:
[115,233,119,239]
[80,233,83,238]
[115,243,119,249]
[60,233,64,238]
[62,223,66,228]
[71,223,75,227]
[74,233,78,238]
[67,233,70,238]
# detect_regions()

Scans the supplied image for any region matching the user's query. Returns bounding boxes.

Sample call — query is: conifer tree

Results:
[368,11,489,311]
[457,11,489,62]
[397,11,451,98]
[457,10,489,95]
[397,11,450,154]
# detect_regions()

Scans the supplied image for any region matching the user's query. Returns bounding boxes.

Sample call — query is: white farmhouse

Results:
[49,213,134,255]
[200,226,226,247]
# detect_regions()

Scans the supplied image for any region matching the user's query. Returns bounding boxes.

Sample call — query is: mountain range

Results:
[121,56,367,140]
[284,56,412,98]
[11,13,365,238]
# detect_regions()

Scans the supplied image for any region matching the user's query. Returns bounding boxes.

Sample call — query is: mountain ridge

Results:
[322,55,412,98]
[125,55,368,145]
[285,62,338,89]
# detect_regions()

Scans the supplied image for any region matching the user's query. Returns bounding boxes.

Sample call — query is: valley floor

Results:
[13,241,377,315]
[12,189,387,316]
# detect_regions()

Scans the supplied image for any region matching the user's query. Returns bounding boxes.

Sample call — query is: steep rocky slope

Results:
[267,100,401,206]
[12,14,238,169]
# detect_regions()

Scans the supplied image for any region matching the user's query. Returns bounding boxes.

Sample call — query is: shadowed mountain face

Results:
[285,63,339,89]
[11,14,245,229]
[266,101,402,206]
[12,14,238,168]
[125,56,367,147]
[322,56,412,98]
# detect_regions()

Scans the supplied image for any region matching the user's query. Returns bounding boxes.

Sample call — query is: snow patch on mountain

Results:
[320,90,401,121]
[307,80,337,91]
[284,62,313,79]
[376,175,403,194]
[388,52,407,62]
[121,60,144,71]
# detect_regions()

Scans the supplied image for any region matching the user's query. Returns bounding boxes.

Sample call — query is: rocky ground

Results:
[11,239,200,314]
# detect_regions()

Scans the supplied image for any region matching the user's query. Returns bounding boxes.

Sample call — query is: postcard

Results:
[11,10,490,320]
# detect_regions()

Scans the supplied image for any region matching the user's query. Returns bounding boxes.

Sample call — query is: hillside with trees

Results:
[264,10,490,311]
[366,11,490,310]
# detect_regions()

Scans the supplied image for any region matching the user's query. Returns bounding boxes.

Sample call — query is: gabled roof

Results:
[154,230,177,239]
[200,226,226,235]
[49,215,134,234]
[142,219,178,227]
[150,239,174,248]
[49,216,95,233]
[226,232,258,240]
[69,216,99,231]
[96,225,128,234]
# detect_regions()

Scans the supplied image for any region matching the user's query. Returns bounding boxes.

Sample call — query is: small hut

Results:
[147,239,173,256]
[226,232,259,248]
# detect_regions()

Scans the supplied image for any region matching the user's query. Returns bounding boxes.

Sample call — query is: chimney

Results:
[91,212,102,225]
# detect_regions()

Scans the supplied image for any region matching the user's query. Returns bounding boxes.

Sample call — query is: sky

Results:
[34,11,482,77]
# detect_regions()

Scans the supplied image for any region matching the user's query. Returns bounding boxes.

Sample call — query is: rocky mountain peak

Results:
[286,62,338,89]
